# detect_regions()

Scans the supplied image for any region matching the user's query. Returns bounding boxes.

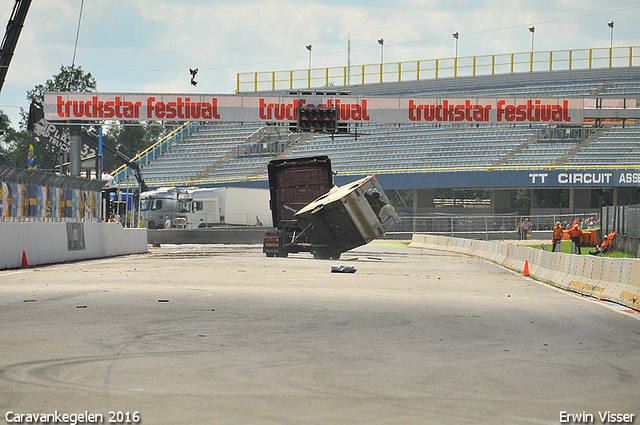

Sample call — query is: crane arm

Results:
[0,0,32,94]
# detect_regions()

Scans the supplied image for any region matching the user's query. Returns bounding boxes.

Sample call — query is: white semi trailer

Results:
[140,186,271,229]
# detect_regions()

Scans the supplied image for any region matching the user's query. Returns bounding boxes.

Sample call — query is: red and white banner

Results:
[44,92,584,125]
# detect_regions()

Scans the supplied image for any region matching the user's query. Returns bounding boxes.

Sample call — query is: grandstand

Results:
[115,54,640,212]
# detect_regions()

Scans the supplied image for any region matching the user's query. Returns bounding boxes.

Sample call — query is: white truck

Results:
[140,186,271,229]
[175,188,221,228]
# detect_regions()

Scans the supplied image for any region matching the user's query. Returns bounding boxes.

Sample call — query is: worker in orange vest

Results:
[568,223,583,254]
[552,222,564,252]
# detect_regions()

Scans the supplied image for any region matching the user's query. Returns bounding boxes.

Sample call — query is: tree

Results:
[0,65,99,170]
[0,108,31,168]
[25,65,97,111]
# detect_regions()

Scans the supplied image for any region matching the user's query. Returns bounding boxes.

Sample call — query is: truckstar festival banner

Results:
[44,92,584,125]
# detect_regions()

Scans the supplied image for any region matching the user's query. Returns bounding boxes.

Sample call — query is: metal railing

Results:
[237,46,640,93]
[1,165,104,222]
[393,213,599,240]
[112,121,200,185]
[238,126,306,157]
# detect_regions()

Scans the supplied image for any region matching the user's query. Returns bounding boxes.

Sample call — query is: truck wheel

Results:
[266,253,275,257]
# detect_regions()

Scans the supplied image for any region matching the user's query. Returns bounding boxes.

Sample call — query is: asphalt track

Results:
[1,242,639,425]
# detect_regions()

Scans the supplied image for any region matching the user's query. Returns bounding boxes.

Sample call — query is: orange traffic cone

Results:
[522,260,530,277]
[21,251,28,268]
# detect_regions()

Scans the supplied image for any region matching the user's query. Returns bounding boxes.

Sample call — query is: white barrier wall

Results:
[0,222,148,270]
[409,234,640,312]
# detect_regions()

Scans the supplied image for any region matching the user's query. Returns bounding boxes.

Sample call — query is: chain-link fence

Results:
[1,165,105,223]
[602,205,640,238]
[390,212,599,240]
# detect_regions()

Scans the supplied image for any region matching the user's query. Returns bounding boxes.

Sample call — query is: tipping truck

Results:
[263,155,400,259]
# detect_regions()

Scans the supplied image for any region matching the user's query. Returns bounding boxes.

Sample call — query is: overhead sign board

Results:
[360,168,640,190]
[44,92,584,125]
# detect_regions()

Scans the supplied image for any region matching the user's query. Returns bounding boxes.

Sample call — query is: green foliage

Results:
[512,189,531,210]
[26,65,97,107]
[1,64,173,172]
[103,122,173,160]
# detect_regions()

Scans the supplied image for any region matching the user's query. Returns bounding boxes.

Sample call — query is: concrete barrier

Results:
[0,221,147,270]
[409,233,640,312]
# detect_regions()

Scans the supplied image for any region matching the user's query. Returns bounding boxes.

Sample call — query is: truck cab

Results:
[139,187,178,229]
[175,188,221,228]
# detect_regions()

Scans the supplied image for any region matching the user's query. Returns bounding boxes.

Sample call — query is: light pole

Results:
[529,26,535,52]
[453,32,459,76]
[378,38,384,82]
[607,21,614,49]
[607,21,614,67]
[306,44,312,87]
[306,44,312,70]
[529,26,535,72]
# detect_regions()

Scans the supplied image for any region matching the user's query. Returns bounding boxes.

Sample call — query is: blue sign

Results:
[335,168,640,190]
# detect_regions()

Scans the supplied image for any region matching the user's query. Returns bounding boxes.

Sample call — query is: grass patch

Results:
[529,240,634,258]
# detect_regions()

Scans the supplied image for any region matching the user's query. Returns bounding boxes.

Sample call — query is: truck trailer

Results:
[263,155,399,259]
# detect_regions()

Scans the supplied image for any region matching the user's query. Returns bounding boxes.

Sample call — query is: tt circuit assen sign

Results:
[367,168,640,191]
[44,92,584,125]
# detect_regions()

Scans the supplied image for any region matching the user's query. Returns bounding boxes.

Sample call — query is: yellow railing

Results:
[111,121,199,185]
[116,163,640,189]
[237,46,639,93]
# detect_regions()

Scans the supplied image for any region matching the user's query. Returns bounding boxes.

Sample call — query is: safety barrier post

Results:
[609,47,613,68]
[569,50,573,70]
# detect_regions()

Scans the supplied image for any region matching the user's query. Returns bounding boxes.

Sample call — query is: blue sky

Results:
[1,0,639,129]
